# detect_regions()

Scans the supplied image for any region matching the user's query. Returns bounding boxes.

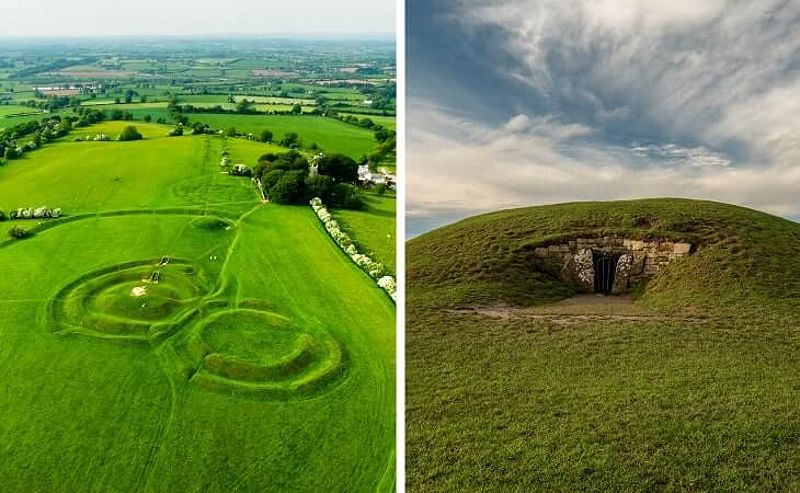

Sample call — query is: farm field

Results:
[68,121,176,141]
[233,95,317,106]
[183,114,377,158]
[0,112,53,128]
[0,128,395,491]
[0,104,42,117]
[332,192,397,274]
[407,199,800,491]
[223,136,291,164]
[180,102,312,113]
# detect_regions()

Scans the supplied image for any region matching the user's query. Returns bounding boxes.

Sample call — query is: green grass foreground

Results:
[331,192,397,274]
[0,125,395,492]
[406,199,800,491]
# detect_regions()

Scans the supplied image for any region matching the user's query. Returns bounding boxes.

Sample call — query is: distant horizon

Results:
[1,0,393,39]
[407,196,800,238]
[0,33,395,42]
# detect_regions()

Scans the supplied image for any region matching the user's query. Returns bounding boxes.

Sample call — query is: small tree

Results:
[261,169,285,190]
[305,174,334,202]
[268,171,305,204]
[119,126,143,141]
[331,183,364,210]
[143,114,152,123]
[291,103,302,114]
[225,126,239,137]
[259,129,273,143]
[317,153,358,183]
[8,226,28,239]
[4,147,20,160]
[236,99,254,114]
[279,132,301,148]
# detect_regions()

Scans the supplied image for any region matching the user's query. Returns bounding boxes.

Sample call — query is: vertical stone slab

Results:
[562,248,594,292]
[611,253,633,294]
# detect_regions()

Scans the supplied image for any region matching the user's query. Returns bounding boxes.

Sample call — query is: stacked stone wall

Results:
[531,237,692,294]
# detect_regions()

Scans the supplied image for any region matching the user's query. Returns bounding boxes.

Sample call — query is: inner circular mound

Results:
[93,280,187,321]
[187,309,347,398]
[50,258,209,340]
[201,310,306,364]
[190,216,235,232]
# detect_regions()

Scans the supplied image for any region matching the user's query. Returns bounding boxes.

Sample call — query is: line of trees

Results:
[0,104,146,161]
[0,116,73,161]
[168,102,310,117]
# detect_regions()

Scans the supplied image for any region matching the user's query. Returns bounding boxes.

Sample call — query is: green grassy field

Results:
[183,114,376,158]
[223,137,291,164]
[0,104,42,117]
[282,83,365,101]
[0,128,395,491]
[331,192,397,274]
[0,112,53,128]
[68,121,175,141]
[407,199,800,491]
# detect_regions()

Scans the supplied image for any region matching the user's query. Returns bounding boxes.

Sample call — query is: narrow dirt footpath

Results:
[447,295,707,325]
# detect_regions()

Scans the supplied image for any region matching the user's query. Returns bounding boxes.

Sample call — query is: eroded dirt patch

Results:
[446,295,706,325]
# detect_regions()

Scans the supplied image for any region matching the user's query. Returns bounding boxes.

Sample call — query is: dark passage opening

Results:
[594,255,617,294]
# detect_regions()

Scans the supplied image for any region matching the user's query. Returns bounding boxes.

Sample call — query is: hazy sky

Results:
[1,0,394,37]
[408,0,800,235]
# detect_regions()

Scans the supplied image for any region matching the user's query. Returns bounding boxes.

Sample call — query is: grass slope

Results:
[331,192,397,274]
[408,198,800,314]
[407,198,800,491]
[0,132,395,491]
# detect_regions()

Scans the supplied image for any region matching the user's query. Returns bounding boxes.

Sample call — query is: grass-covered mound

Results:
[408,198,800,314]
[407,199,800,492]
[181,308,347,398]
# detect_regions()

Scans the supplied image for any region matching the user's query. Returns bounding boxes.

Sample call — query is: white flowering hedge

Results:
[9,206,62,220]
[310,197,396,302]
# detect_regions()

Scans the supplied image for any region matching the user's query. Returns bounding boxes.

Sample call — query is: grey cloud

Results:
[408,105,800,234]
[454,0,800,156]
[408,0,800,234]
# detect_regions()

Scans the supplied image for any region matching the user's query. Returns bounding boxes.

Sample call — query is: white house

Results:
[358,164,396,189]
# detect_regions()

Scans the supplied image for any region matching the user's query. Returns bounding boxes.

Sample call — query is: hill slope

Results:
[408,198,800,315]
[407,199,800,491]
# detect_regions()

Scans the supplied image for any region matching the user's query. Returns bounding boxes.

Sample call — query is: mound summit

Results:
[408,198,800,314]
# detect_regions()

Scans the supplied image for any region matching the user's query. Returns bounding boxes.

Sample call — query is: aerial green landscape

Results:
[407,199,800,491]
[0,37,395,492]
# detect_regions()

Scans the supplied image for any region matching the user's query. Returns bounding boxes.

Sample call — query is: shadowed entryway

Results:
[593,254,617,294]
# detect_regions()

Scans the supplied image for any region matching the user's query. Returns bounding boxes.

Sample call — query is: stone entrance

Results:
[594,254,617,294]
[530,237,692,295]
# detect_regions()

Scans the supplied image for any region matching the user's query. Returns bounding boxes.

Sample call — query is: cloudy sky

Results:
[407,0,800,235]
[1,0,394,37]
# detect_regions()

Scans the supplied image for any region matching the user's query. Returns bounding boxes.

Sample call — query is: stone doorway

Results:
[593,255,617,294]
